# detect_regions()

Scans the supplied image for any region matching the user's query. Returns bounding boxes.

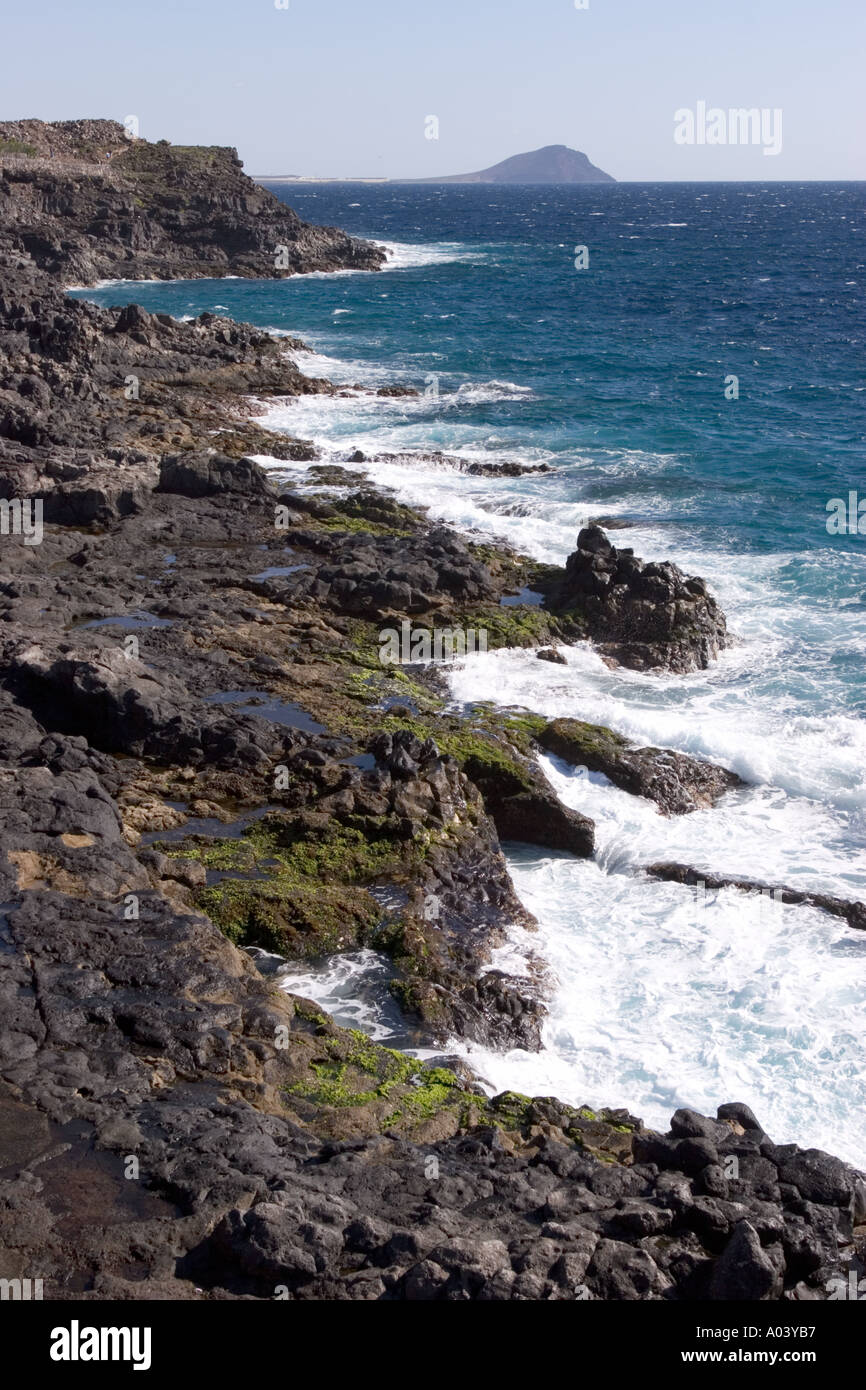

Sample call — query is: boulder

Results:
[547,525,728,673]
[709,1220,782,1300]
[158,451,273,499]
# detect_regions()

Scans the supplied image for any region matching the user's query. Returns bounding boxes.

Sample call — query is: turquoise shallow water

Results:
[71,181,866,1162]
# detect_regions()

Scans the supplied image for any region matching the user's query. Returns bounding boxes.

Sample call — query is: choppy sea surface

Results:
[72,181,866,1164]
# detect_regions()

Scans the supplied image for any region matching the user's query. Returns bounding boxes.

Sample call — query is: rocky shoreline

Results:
[0,123,864,1302]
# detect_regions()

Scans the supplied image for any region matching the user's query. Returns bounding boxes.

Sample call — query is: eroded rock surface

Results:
[545,525,729,672]
[0,119,385,284]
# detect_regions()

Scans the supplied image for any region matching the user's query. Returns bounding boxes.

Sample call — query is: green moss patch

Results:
[455,603,562,652]
[285,1029,465,1129]
[157,815,410,957]
[537,717,630,769]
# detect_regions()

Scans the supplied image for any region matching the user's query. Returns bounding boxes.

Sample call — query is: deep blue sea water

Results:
[71,182,866,1162]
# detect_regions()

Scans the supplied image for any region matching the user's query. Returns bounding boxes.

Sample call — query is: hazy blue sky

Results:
[4,0,864,179]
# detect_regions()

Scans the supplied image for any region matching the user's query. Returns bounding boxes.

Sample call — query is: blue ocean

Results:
[72,181,866,1163]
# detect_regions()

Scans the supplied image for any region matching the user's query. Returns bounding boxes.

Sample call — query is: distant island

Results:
[256,145,614,185]
[408,144,615,184]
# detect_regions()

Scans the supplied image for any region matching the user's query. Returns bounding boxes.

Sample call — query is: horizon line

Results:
[252,175,866,184]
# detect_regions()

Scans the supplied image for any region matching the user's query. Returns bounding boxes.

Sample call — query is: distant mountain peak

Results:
[411,144,614,185]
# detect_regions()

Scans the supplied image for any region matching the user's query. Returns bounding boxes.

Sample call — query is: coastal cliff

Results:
[0,125,863,1303]
[0,118,385,283]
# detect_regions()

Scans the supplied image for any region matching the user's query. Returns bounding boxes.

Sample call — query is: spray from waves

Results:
[258,378,866,858]
[264,350,536,403]
[278,347,398,387]
[67,199,866,1165]
[541,749,866,900]
[446,646,866,829]
[375,239,491,271]
[256,444,597,563]
[257,386,866,814]
[254,419,866,673]
[68,241,481,297]
[444,846,866,1168]
[273,949,407,1042]
[254,388,632,565]
[263,775,866,1167]
[65,275,190,291]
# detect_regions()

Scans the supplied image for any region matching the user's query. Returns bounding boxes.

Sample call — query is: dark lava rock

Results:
[0,119,384,285]
[546,525,728,673]
[287,521,500,620]
[709,1220,782,1300]
[0,129,862,1305]
[537,718,741,814]
[486,785,594,857]
[456,733,594,858]
[158,452,274,499]
[646,863,866,932]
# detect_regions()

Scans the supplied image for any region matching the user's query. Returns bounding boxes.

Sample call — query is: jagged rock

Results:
[709,1220,782,1300]
[0,120,385,284]
[546,525,728,672]
[3,639,280,769]
[289,522,500,619]
[0,446,159,524]
[586,1240,669,1299]
[456,734,594,858]
[717,1101,765,1134]
[483,786,594,857]
[0,126,862,1307]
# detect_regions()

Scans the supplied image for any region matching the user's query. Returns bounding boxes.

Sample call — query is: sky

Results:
[3,0,864,180]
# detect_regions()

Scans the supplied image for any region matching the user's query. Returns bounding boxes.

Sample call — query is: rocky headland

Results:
[0,123,863,1302]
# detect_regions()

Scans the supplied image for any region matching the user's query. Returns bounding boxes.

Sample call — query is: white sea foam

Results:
[445,846,866,1168]
[66,276,171,291]
[274,949,400,1040]
[69,242,478,297]
[255,239,486,280]
[377,239,488,271]
[447,645,866,820]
